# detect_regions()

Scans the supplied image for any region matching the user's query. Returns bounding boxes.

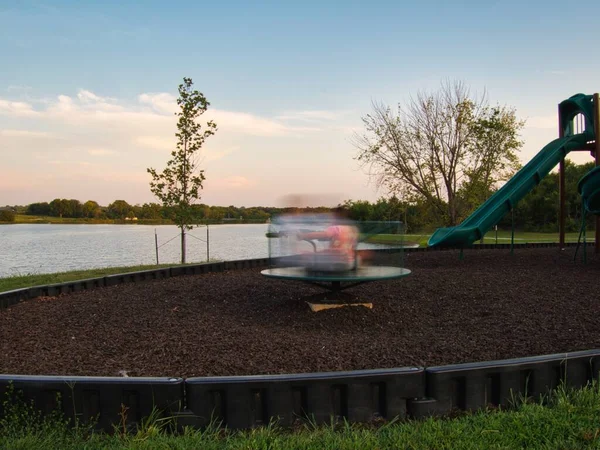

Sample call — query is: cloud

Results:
[0,129,52,138]
[0,88,365,206]
[0,99,39,117]
[207,109,321,136]
[0,89,312,137]
[77,89,108,103]
[134,135,174,151]
[138,93,177,115]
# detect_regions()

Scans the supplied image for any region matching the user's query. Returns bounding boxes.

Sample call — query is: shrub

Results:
[0,210,15,222]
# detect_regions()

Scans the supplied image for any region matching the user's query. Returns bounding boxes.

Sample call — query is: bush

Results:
[0,210,15,222]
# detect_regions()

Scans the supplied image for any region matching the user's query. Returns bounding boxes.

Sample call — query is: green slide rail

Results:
[428,132,594,248]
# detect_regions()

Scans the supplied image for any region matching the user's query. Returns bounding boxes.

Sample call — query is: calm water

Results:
[0,224,270,277]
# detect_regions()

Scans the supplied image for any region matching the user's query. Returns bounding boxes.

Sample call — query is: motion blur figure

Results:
[276,209,360,273]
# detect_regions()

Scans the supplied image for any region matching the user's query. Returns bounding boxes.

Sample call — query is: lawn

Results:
[1,382,599,449]
[365,231,593,247]
[0,264,187,293]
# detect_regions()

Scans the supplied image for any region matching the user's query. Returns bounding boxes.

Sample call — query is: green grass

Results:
[0,264,197,293]
[9,214,116,224]
[480,231,591,244]
[365,231,593,247]
[1,382,600,449]
[6,214,174,225]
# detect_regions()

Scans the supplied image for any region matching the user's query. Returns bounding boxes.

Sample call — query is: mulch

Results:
[1,247,600,378]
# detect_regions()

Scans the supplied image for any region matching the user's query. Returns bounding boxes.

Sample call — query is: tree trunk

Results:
[181,228,186,264]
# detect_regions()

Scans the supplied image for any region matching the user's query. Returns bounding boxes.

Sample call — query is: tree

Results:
[82,200,102,218]
[107,200,131,219]
[26,202,51,216]
[0,209,15,222]
[147,77,217,263]
[49,198,68,218]
[353,80,524,226]
[138,203,163,220]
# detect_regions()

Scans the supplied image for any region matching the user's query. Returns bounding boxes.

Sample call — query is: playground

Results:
[0,93,600,403]
[0,246,599,378]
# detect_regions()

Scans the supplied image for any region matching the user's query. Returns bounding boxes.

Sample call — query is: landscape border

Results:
[1,242,598,431]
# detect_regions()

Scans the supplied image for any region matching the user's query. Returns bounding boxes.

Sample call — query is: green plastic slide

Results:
[578,166,600,214]
[428,132,594,247]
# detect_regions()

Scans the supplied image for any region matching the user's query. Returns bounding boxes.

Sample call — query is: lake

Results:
[0,224,270,278]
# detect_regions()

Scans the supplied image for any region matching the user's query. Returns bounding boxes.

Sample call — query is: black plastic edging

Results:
[185,367,424,429]
[1,350,599,431]
[0,375,183,432]
[424,349,600,414]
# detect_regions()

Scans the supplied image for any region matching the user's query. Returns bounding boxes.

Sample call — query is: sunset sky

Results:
[2,0,600,207]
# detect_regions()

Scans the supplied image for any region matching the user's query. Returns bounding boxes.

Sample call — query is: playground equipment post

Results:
[558,104,566,249]
[595,93,600,254]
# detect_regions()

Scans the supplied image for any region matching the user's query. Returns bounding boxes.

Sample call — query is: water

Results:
[0,224,270,277]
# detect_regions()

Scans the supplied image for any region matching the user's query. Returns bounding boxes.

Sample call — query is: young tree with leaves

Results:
[147,78,217,263]
[353,80,524,226]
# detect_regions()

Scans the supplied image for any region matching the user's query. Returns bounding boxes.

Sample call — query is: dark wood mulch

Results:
[1,247,599,378]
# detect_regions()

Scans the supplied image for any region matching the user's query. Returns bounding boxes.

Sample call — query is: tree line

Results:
[20,200,309,223]
[3,158,595,231]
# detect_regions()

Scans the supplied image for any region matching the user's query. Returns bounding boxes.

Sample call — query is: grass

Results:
[9,214,116,224]
[480,230,591,244]
[1,381,600,449]
[365,231,593,247]
[6,214,174,225]
[0,263,200,293]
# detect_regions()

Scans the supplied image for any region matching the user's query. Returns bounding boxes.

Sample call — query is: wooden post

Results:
[558,103,566,249]
[595,93,600,254]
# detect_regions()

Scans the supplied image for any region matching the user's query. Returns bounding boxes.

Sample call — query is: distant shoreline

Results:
[1,215,269,226]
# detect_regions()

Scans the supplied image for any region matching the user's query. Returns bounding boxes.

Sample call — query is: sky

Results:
[1,0,600,208]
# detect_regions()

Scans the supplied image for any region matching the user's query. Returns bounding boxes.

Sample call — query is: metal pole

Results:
[511,208,515,255]
[155,229,159,265]
[595,93,600,254]
[558,102,566,249]
[207,224,210,262]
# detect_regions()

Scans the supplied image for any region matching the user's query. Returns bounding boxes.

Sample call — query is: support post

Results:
[155,229,159,265]
[595,93,600,254]
[206,224,210,262]
[511,208,515,255]
[558,103,566,249]
[181,229,186,264]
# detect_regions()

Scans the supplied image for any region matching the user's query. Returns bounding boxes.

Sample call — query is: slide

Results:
[428,131,594,247]
[578,166,600,214]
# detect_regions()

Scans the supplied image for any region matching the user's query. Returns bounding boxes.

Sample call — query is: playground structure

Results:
[428,93,600,252]
[261,214,412,310]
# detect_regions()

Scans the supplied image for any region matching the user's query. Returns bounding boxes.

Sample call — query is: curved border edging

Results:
[1,244,598,431]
